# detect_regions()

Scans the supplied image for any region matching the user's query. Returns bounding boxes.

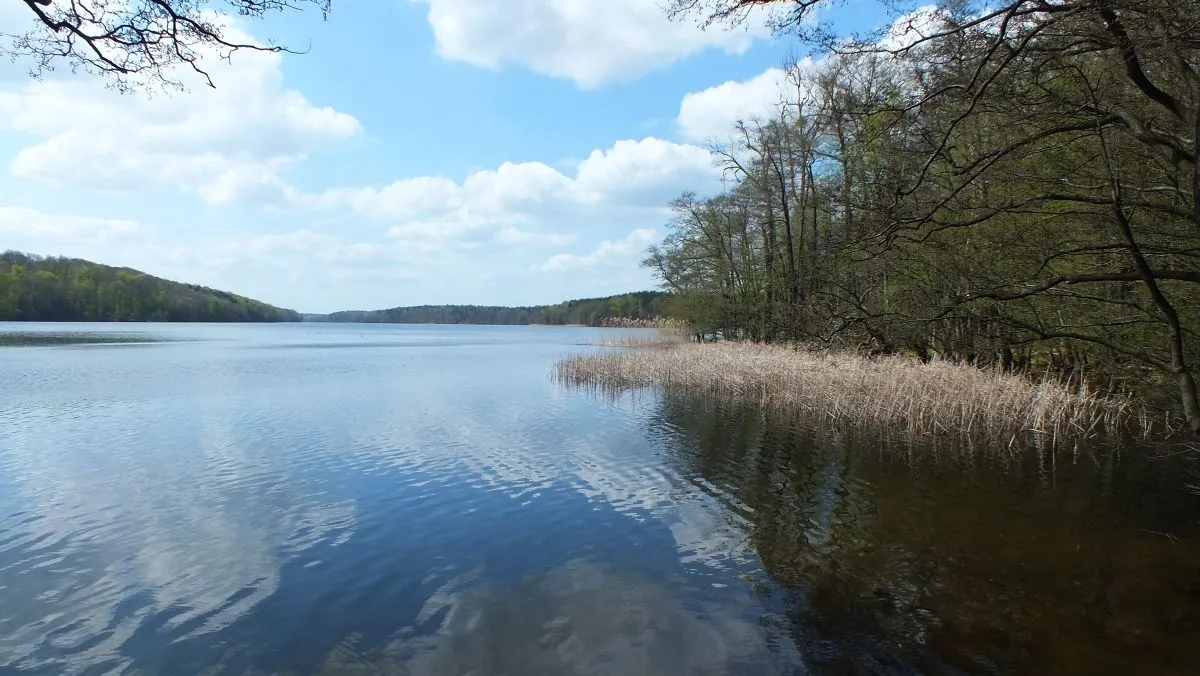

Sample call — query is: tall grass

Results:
[555,342,1137,445]
[584,325,692,348]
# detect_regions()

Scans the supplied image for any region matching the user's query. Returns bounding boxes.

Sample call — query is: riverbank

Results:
[555,342,1139,444]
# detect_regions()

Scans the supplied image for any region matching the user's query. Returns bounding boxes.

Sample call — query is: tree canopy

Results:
[0,251,302,321]
[652,0,1200,431]
[320,292,683,327]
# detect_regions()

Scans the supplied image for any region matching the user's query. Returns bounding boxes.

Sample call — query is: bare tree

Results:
[4,0,330,89]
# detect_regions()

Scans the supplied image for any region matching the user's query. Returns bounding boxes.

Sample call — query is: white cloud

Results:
[464,160,580,212]
[494,227,576,247]
[187,230,391,271]
[575,138,715,205]
[538,228,659,273]
[0,203,656,310]
[0,206,139,247]
[0,6,740,310]
[673,5,979,146]
[411,0,766,88]
[315,176,464,221]
[310,136,718,251]
[676,67,789,142]
[880,5,952,52]
[675,57,825,142]
[0,135,716,309]
[0,17,360,206]
[0,205,399,303]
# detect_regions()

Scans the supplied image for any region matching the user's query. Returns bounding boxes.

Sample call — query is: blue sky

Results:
[0,0,892,313]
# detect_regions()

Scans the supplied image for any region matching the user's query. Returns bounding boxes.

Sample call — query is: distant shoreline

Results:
[0,320,657,328]
[3,251,683,328]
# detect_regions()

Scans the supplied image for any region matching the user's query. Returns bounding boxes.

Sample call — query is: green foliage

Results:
[320,291,681,327]
[646,3,1200,428]
[0,251,301,322]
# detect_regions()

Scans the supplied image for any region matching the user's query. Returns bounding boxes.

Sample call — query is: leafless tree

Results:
[5,0,330,89]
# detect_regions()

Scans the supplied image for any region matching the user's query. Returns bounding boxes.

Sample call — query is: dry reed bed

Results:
[583,327,691,348]
[555,342,1135,444]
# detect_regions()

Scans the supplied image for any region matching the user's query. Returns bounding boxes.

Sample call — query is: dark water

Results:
[1,323,1197,675]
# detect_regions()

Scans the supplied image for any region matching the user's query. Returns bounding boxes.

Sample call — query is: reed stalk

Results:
[555,342,1137,444]
[584,326,692,348]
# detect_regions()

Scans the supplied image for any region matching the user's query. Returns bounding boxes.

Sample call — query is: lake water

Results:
[1,322,1198,675]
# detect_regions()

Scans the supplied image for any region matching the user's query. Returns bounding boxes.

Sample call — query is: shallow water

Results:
[0,322,1197,675]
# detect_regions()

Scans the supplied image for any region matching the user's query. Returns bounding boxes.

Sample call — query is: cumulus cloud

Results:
[309,137,717,248]
[0,206,139,250]
[675,3,966,145]
[538,228,659,273]
[0,203,656,311]
[675,57,825,143]
[314,176,464,221]
[676,67,790,142]
[0,207,389,278]
[411,0,766,88]
[0,6,740,309]
[575,138,715,205]
[0,134,718,309]
[261,137,715,302]
[0,17,360,206]
[879,5,953,52]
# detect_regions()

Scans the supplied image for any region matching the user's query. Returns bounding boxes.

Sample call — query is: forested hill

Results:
[0,251,301,322]
[318,291,679,326]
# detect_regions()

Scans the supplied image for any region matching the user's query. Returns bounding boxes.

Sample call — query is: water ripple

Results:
[4,324,1198,674]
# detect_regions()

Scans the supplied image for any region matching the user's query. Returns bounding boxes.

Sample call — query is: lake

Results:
[1,322,1198,675]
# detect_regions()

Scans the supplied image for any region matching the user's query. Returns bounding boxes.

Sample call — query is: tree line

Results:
[318,291,680,326]
[0,249,680,328]
[652,0,1200,431]
[0,251,301,322]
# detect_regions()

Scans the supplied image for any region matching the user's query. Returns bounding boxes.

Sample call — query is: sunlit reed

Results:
[555,342,1137,445]
[584,326,692,348]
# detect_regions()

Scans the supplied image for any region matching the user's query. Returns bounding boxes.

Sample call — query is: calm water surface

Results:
[1,322,1198,675]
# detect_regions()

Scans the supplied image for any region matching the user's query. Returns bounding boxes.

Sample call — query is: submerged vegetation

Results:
[0,251,301,322]
[556,342,1138,445]
[645,0,1200,432]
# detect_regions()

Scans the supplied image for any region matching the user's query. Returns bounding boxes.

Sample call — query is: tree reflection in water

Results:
[644,392,1200,675]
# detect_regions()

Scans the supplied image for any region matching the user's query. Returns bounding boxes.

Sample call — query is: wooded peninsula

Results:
[632,0,1200,433]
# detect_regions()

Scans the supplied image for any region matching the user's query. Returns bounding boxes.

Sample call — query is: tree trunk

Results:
[1112,198,1200,433]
